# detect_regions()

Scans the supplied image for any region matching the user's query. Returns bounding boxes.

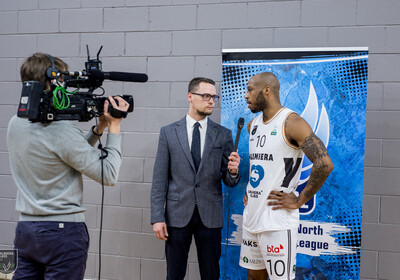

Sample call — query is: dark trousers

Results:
[165,206,222,280]
[13,221,89,280]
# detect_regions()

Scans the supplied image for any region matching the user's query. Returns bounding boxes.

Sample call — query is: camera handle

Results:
[108,98,128,118]
[108,106,128,118]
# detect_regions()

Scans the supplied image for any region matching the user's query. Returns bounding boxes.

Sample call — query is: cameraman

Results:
[7,53,129,280]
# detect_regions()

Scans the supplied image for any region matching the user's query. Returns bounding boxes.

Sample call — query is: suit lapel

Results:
[198,118,218,172]
[175,117,196,171]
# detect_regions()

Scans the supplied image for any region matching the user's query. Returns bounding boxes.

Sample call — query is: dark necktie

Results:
[191,122,201,171]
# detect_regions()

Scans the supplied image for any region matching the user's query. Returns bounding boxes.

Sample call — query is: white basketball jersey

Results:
[243,108,304,233]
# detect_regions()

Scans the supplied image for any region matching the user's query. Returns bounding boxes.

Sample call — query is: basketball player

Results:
[239,72,334,280]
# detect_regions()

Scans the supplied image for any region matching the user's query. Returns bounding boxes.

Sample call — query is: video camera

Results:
[17,46,148,122]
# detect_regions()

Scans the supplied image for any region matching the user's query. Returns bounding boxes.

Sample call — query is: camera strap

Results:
[109,107,128,118]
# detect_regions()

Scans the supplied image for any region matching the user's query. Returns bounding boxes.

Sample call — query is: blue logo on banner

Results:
[298,81,330,215]
[250,165,264,188]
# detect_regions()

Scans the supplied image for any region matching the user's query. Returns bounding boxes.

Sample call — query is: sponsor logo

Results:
[242,239,258,247]
[0,250,17,274]
[251,125,258,135]
[266,244,284,256]
[242,256,262,265]
[249,258,262,264]
[271,126,277,135]
[249,165,264,188]
[249,153,274,161]
[248,189,263,199]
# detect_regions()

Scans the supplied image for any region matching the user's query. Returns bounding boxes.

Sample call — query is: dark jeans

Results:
[165,206,222,280]
[13,221,89,280]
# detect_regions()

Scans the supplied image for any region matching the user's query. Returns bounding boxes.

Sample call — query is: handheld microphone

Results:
[224,117,244,279]
[234,117,245,151]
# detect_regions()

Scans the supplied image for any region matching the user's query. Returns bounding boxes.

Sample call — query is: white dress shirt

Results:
[186,114,208,158]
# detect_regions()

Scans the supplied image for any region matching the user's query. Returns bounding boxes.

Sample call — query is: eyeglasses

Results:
[190,92,220,102]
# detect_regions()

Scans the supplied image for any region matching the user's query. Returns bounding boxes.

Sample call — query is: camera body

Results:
[17,46,146,123]
[17,81,134,122]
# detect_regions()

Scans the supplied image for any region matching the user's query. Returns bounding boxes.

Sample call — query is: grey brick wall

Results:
[0,1,399,279]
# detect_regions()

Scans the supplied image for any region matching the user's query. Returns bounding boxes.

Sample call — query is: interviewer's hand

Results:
[228,150,240,175]
[153,222,168,241]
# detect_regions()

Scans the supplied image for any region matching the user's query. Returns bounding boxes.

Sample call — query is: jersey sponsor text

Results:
[249,153,274,161]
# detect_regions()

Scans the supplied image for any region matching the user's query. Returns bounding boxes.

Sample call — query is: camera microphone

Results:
[90,70,148,83]
[234,117,244,151]
[61,70,148,83]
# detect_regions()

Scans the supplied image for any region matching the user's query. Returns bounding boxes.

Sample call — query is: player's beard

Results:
[250,90,267,113]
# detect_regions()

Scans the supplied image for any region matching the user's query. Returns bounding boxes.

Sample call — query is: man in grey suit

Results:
[151,77,241,280]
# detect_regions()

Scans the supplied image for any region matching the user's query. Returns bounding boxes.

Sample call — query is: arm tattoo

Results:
[300,133,331,200]
[301,133,329,161]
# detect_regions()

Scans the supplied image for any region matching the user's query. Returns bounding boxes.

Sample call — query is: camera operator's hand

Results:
[96,96,129,135]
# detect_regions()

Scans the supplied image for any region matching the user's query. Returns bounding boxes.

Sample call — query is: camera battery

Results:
[17,81,44,119]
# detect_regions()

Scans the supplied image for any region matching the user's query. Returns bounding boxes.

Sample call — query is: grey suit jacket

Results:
[151,117,240,228]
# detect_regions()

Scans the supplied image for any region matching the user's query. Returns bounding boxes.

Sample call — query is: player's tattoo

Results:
[300,133,331,200]
[301,133,329,161]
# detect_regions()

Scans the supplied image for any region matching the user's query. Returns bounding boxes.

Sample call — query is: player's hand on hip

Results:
[153,222,168,241]
[267,191,301,210]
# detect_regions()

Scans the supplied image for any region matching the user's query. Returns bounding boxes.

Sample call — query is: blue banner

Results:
[220,48,368,280]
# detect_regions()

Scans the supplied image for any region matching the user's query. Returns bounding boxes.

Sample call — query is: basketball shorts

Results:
[239,228,297,280]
